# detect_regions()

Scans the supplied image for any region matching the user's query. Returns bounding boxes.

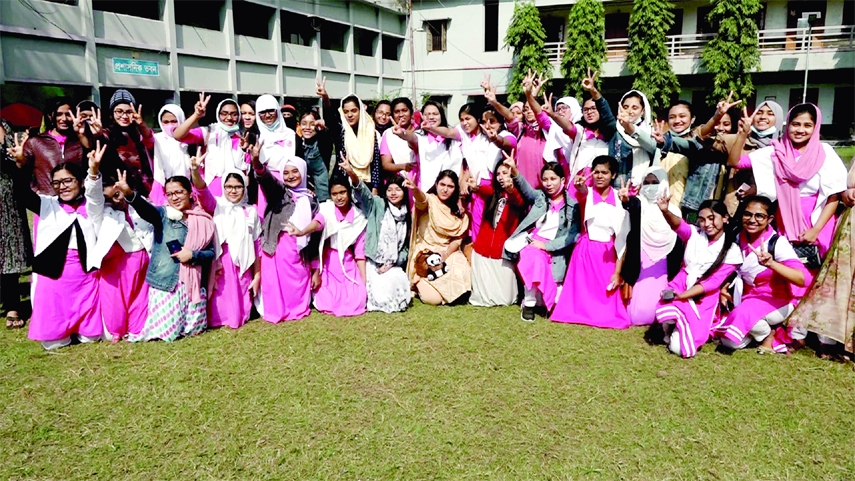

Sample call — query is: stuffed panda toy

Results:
[414,249,448,281]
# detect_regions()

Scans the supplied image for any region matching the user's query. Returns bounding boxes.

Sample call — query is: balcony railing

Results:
[545,25,855,64]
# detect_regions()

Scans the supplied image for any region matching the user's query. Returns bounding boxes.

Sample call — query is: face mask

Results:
[640,184,659,202]
[751,125,777,137]
[164,124,178,137]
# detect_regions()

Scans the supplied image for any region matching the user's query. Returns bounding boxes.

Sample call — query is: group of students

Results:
[1,69,853,360]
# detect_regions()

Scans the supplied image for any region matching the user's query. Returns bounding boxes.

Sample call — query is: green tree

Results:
[560,0,606,99]
[504,0,551,102]
[626,0,680,113]
[701,0,761,105]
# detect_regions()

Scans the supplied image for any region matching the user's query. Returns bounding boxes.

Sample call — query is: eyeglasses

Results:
[166,190,189,199]
[259,109,277,117]
[219,111,239,119]
[583,107,598,113]
[742,211,769,221]
[556,105,570,112]
[114,109,134,118]
[50,177,77,188]
[224,185,245,192]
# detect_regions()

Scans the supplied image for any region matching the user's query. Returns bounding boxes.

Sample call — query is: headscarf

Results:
[214,172,260,274]
[615,89,656,183]
[153,104,190,187]
[202,99,243,186]
[544,97,583,167]
[339,95,376,181]
[178,203,216,303]
[283,156,313,251]
[638,167,679,263]
[772,103,826,241]
[556,97,583,123]
[750,100,784,148]
[255,94,296,173]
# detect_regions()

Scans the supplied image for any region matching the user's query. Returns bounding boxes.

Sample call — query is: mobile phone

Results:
[735,183,751,196]
[167,240,183,262]
[660,289,676,302]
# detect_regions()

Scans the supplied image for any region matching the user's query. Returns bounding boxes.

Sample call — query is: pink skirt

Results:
[257,233,310,323]
[627,251,669,326]
[29,249,102,342]
[100,245,150,339]
[208,244,253,329]
[551,234,630,328]
[517,245,558,312]
[654,270,718,358]
[313,247,367,317]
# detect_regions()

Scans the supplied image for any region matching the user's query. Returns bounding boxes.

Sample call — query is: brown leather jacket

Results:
[23,132,85,194]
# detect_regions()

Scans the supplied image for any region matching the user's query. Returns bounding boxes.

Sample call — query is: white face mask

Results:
[640,184,659,202]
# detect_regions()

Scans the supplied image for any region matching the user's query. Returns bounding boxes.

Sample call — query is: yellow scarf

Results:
[339,97,376,182]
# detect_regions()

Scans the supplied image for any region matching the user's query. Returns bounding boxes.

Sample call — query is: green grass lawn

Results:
[1,303,853,480]
[834,145,855,167]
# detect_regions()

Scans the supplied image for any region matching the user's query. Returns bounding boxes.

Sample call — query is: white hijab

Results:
[544,97,583,167]
[638,167,679,263]
[283,156,314,251]
[616,90,657,183]
[256,94,296,173]
[153,104,190,186]
[214,172,261,274]
[203,99,244,186]
[318,200,367,284]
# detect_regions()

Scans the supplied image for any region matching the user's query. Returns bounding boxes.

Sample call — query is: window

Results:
[93,0,161,20]
[382,35,403,61]
[424,19,447,52]
[321,20,348,52]
[233,0,273,39]
[831,86,854,138]
[667,9,683,37]
[845,1,854,26]
[787,1,826,29]
[789,87,819,108]
[698,4,765,34]
[484,0,499,52]
[175,1,223,30]
[605,12,629,39]
[354,28,377,56]
[282,11,315,46]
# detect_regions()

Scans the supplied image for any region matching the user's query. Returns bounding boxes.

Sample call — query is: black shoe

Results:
[520,305,535,322]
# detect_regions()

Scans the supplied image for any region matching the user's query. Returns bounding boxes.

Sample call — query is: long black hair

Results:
[44,97,73,133]
[240,99,259,137]
[427,169,463,218]
[697,199,738,281]
[484,161,514,228]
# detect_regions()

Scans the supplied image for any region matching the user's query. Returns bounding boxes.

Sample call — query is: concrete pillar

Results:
[224,0,238,94]
[79,0,101,103]
[162,0,181,102]
[272,0,283,99]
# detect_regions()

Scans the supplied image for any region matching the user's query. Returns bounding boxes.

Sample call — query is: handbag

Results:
[792,243,822,270]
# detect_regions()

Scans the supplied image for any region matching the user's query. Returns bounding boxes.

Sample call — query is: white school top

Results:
[456,125,512,182]
[84,175,154,269]
[583,189,630,258]
[749,143,847,224]
[737,233,799,287]
[34,178,100,272]
[417,133,463,191]
[381,128,415,165]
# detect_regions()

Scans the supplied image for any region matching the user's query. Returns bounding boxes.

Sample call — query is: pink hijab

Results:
[180,202,216,303]
[771,103,825,240]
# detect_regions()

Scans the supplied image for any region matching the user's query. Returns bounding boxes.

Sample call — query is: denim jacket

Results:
[661,132,721,212]
[503,173,581,283]
[129,193,215,293]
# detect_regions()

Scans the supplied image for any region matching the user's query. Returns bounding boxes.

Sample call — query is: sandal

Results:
[5,314,25,329]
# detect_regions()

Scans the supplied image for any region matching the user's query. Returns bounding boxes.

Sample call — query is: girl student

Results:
[316,77,382,190]
[653,198,742,358]
[380,97,417,177]
[150,104,190,205]
[173,93,248,198]
[729,103,847,298]
[249,140,316,323]
[543,68,616,192]
[87,142,155,341]
[11,146,103,349]
[287,169,368,317]
[341,157,412,313]
[406,170,470,306]
[714,196,806,353]
[118,162,216,343]
[611,90,658,185]
[193,155,262,329]
[550,156,629,328]
[297,108,333,202]
[484,72,547,187]
[252,94,298,215]
[100,89,155,196]
[621,167,682,326]
[468,159,526,307]
[419,102,516,241]
[502,152,579,321]
[391,101,463,192]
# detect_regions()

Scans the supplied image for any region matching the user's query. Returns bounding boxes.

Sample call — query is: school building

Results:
[410,0,855,137]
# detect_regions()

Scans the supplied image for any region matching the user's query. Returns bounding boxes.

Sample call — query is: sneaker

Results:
[520,305,535,322]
